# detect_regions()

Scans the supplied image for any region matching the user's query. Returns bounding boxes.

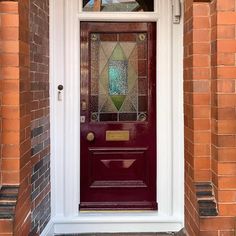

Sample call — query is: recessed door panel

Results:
[80,22,156,211]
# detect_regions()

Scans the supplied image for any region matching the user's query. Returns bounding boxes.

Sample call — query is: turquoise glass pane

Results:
[109,60,128,95]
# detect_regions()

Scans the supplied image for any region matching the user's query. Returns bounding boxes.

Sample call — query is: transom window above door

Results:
[83,0,154,12]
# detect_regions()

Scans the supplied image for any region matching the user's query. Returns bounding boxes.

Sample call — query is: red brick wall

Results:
[0,0,21,187]
[0,0,50,235]
[212,0,236,213]
[0,0,32,235]
[30,0,50,234]
[185,0,236,235]
[14,0,32,234]
[184,0,211,234]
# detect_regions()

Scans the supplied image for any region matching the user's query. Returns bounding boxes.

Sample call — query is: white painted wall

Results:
[48,0,184,234]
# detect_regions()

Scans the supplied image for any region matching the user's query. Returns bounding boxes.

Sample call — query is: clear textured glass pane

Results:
[83,0,154,12]
[109,61,128,95]
[90,32,148,122]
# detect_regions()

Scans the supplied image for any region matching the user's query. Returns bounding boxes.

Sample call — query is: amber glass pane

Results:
[90,32,148,122]
[83,0,154,12]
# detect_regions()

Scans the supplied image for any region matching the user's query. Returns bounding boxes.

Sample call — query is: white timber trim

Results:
[50,0,184,234]
[40,220,54,236]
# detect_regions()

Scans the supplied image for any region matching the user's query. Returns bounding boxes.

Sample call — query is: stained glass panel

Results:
[90,32,148,122]
[83,0,154,12]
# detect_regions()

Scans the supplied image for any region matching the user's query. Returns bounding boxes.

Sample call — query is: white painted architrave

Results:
[49,0,184,234]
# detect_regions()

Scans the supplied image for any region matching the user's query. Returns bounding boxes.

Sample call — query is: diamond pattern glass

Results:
[90,32,148,122]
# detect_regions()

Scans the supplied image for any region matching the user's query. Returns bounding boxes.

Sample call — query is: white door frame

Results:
[49,0,184,234]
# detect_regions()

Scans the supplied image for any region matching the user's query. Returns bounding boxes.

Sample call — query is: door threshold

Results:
[79,201,158,212]
[80,210,157,213]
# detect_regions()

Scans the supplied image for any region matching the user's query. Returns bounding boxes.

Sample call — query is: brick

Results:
[199,232,218,236]
[217,135,236,147]
[2,119,20,131]
[193,81,210,93]
[218,204,236,216]
[193,55,210,67]
[217,148,236,162]
[217,53,235,65]
[0,27,19,41]
[217,0,235,11]
[192,67,211,80]
[0,220,13,233]
[193,29,210,42]
[0,67,20,79]
[193,17,210,29]
[0,41,19,53]
[217,80,235,93]
[218,95,236,107]
[193,4,209,17]
[192,43,211,54]
[1,106,20,119]
[192,94,210,105]
[194,170,211,181]
[218,12,236,24]
[1,132,20,145]
[219,177,236,189]
[217,25,235,39]
[0,14,19,27]
[192,106,210,118]
[2,145,20,158]
[200,217,235,231]
[0,54,19,66]
[0,80,19,92]
[194,157,211,169]
[1,159,20,172]
[0,2,18,14]
[2,172,19,185]
[219,231,235,236]
[217,120,236,134]
[216,108,236,120]
[218,190,236,202]
[2,93,19,106]
[218,41,236,53]
[218,163,236,175]
[194,132,211,143]
[193,143,211,156]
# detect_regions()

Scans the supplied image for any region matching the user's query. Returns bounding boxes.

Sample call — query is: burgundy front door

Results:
[80,22,156,211]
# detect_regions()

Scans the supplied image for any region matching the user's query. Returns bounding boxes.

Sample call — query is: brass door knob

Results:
[86,132,95,142]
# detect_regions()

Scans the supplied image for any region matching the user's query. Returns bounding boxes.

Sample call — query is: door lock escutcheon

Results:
[57,84,64,101]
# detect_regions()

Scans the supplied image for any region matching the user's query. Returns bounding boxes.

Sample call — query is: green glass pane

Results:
[111,95,126,111]
[101,42,117,59]
[120,42,136,59]
[110,44,127,61]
